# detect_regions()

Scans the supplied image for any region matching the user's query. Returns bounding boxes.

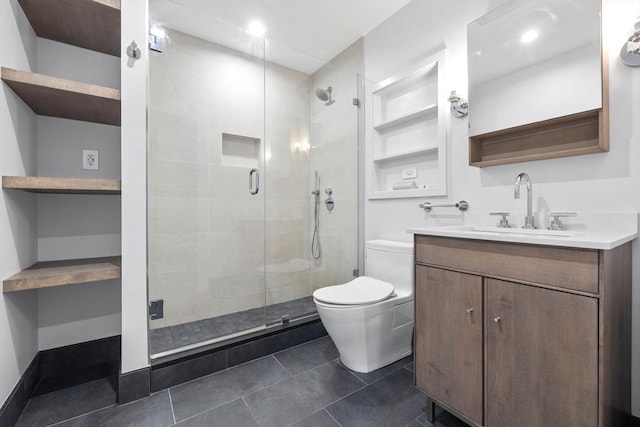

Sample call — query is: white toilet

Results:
[313,240,414,373]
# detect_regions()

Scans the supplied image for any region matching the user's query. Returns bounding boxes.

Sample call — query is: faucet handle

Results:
[490,212,511,228]
[548,212,577,230]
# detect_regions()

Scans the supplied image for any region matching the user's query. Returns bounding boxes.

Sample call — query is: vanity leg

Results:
[425,397,436,423]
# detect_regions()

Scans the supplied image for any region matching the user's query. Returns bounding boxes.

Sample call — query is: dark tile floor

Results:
[17,336,470,427]
[150,297,317,355]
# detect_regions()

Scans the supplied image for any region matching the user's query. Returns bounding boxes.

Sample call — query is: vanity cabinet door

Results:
[415,266,483,426]
[485,278,598,427]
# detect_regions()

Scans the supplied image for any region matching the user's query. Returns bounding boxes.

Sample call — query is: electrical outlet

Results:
[82,149,99,170]
[402,167,417,180]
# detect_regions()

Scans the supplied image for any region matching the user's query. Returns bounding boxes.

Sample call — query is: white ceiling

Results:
[150,0,411,74]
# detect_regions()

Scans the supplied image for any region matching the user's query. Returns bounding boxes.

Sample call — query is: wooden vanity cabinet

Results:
[414,235,631,427]
[415,266,483,425]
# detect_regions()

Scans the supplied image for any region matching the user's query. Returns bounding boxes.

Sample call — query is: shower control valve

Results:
[324,188,334,211]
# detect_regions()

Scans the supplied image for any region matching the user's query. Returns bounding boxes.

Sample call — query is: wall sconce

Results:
[620,21,640,67]
[448,90,468,118]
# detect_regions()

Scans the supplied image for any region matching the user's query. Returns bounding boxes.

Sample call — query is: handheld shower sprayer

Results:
[311,171,321,260]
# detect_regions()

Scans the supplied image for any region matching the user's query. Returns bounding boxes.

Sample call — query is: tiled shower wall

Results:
[148,28,361,330]
[263,54,313,308]
[309,40,363,292]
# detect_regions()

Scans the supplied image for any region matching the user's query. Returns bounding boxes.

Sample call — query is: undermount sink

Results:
[466,226,573,237]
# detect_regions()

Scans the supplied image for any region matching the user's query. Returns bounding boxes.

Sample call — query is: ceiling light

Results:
[520,29,538,44]
[248,21,266,37]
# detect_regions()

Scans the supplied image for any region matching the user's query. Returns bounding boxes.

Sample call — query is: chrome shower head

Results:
[315,86,334,105]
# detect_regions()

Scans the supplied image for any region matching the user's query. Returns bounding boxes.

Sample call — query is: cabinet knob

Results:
[466,308,474,314]
[493,316,501,323]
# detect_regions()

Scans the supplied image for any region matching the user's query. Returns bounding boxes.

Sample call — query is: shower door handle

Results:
[249,168,259,195]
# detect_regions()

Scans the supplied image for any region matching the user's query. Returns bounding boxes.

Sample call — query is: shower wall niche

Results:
[221,133,261,169]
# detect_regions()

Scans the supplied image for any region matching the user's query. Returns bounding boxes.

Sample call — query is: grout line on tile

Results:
[46,403,118,427]
[271,353,294,377]
[405,414,427,427]
[174,365,294,424]
[167,389,177,424]
[361,362,409,387]
[335,359,369,386]
[284,409,321,427]
[242,396,261,426]
[322,381,367,411]
[324,408,343,426]
[320,365,369,411]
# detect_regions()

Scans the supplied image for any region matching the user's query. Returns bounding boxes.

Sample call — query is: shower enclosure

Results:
[147,2,362,361]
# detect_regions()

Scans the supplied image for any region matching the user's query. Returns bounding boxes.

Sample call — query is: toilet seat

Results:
[313,276,394,305]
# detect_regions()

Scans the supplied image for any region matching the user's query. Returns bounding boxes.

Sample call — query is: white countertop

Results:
[408,212,638,250]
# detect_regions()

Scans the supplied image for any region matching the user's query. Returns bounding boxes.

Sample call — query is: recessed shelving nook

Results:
[369,50,447,199]
[2,0,122,292]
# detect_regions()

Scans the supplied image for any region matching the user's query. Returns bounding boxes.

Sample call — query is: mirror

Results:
[468,0,602,137]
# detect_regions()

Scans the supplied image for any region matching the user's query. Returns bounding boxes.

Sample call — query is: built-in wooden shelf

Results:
[469,109,607,167]
[3,256,121,292]
[1,67,121,126]
[18,0,121,57]
[3,176,121,194]
[373,104,437,132]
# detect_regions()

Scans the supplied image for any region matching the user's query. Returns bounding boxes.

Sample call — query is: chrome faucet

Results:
[514,173,535,229]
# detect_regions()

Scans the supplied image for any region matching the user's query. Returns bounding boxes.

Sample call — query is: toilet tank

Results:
[365,240,414,295]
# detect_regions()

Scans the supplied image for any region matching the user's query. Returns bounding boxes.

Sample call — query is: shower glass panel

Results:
[147,2,362,361]
[264,39,361,326]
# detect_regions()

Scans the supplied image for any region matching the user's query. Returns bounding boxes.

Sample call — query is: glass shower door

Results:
[147,4,267,359]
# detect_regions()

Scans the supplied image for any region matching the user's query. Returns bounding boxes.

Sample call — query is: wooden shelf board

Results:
[3,256,121,292]
[18,0,121,57]
[3,176,121,194]
[469,110,606,168]
[1,67,121,126]
[374,145,438,163]
[373,104,437,131]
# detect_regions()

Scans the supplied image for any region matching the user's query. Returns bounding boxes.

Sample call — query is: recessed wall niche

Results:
[221,132,261,168]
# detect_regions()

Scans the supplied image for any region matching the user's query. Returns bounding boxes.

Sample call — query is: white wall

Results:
[363,0,640,415]
[120,0,150,374]
[0,0,39,405]
[35,38,122,351]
